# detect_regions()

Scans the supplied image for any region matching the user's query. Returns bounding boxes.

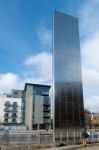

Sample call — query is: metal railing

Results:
[87,129,99,143]
[0,130,54,144]
[0,129,99,144]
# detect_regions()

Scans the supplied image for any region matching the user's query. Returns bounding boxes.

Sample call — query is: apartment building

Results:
[24,83,51,130]
[0,94,22,124]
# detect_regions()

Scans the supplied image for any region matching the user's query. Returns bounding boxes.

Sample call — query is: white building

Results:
[0,94,22,124]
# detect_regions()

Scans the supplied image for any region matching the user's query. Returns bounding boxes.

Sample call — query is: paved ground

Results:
[0,143,99,150]
[42,143,99,150]
[76,144,99,150]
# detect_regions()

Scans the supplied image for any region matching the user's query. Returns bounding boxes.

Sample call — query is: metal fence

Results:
[0,130,54,144]
[0,129,99,145]
[88,129,99,143]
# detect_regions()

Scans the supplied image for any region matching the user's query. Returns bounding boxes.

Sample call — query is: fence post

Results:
[53,131,55,143]
[74,131,75,142]
[38,131,41,144]
[45,132,47,144]
[80,132,81,140]
[98,132,99,141]
[60,131,62,143]
[92,132,94,143]
[67,131,69,142]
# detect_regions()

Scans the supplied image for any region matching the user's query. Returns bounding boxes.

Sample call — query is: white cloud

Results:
[79,0,99,37]
[81,33,99,70]
[24,51,52,82]
[37,28,52,48]
[80,0,99,112]
[0,73,23,93]
[0,51,52,94]
[82,67,99,113]
[82,68,99,95]
[85,96,99,113]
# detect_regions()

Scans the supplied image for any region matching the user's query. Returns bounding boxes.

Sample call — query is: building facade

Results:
[0,94,22,124]
[11,89,23,98]
[91,113,99,128]
[7,89,25,124]
[53,11,85,141]
[24,83,51,130]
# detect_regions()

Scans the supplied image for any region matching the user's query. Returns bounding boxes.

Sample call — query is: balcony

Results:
[44,113,50,118]
[12,108,17,112]
[4,113,9,118]
[4,108,10,112]
[44,107,50,112]
[41,92,49,96]
[44,101,50,106]
[12,113,17,118]
[12,102,18,107]
[43,119,50,124]
[12,119,16,123]
[4,119,8,123]
[4,101,11,106]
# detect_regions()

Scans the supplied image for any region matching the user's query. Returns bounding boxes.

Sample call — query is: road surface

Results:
[76,144,99,150]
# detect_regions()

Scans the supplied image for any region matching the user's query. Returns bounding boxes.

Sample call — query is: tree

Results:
[84,108,91,129]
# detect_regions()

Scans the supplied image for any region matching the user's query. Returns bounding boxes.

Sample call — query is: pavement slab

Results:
[41,143,99,150]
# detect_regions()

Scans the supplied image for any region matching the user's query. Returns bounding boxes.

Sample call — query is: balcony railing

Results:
[12,108,17,112]
[4,113,10,118]
[44,101,50,106]
[4,119,8,123]
[4,102,11,106]
[12,103,18,107]
[44,113,50,118]
[41,92,49,96]
[43,119,50,124]
[4,108,10,112]
[44,107,50,112]
[12,119,17,123]
[12,113,17,118]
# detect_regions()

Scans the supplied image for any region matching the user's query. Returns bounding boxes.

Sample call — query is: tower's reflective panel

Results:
[53,11,85,142]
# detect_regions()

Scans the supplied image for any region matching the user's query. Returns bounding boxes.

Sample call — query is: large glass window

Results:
[33,86,49,96]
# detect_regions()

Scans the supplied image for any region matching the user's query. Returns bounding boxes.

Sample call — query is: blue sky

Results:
[0,0,99,112]
[0,0,83,73]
